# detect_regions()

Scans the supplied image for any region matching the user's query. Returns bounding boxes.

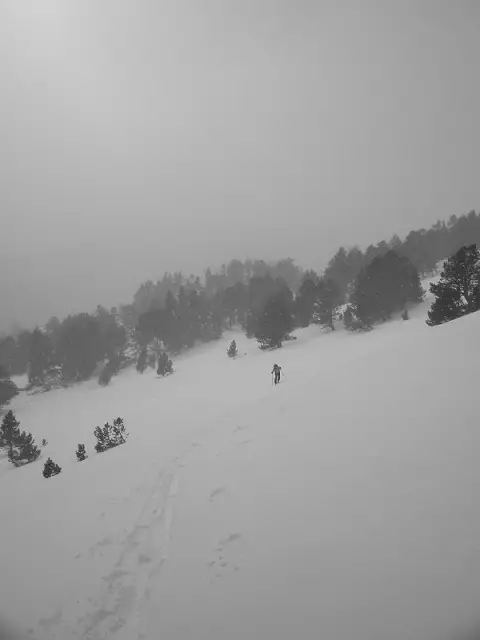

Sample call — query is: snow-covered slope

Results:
[1,283,479,640]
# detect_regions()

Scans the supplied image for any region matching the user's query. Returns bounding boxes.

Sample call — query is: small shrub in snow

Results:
[76,444,87,462]
[41,438,48,448]
[43,457,62,478]
[94,417,129,453]
[227,340,238,358]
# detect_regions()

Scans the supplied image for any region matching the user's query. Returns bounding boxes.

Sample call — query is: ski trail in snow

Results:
[74,456,182,640]
[70,416,221,640]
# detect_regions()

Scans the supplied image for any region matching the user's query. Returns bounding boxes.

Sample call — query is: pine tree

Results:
[76,444,87,461]
[343,305,371,332]
[98,356,121,386]
[8,430,41,467]
[227,340,238,357]
[43,457,61,478]
[111,417,128,446]
[157,352,168,375]
[0,367,18,409]
[94,425,108,453]
[136,347,147,373]
[94,418,128,452]
[28,328,54,387]
[427,245,480,326]
[351,251,423,326]
[98,365,112,386]
[157,352,173,376]
[295,277,317,327]
[0,410,21,458]
[313,278,341,330]
[255,290,294,349]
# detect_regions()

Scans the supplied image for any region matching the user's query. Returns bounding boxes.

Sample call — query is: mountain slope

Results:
[1,288,479,640]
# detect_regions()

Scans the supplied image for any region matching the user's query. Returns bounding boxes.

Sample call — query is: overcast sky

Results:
[1,0,480,330]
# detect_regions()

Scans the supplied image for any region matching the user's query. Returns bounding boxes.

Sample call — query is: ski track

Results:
[65,411,249,640]
[73,454,182,640]
[37,399,264,639]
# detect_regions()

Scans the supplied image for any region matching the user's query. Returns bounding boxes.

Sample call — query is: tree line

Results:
[1,209,479,402]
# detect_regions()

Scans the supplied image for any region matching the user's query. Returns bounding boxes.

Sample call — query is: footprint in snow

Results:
[234,425,248,433]
[208,532,245,580]
[209,487,226,503]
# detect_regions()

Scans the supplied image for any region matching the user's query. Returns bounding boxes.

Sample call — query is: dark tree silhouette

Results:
[9,430,41,467]
[313,278,341,330]
[296,276,317,327]
[76,444,88,461]
[28,328,54,387]
[136,347,147,373]
[227,340,238,357]
[351,251,423,326]
[427,245,480,326]
[255,290,294,349]
[0,367,18,409]
[43,458,62,478]
[0,410,21,459]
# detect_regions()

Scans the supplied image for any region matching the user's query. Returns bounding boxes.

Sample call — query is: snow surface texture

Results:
[1,275,480,640]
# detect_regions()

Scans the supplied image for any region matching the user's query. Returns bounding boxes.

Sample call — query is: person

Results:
[272,364,281,385]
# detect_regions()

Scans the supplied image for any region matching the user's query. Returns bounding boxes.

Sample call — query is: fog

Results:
[2,0,480,330]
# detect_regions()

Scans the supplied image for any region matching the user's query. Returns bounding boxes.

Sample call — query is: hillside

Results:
[1,276,479,640]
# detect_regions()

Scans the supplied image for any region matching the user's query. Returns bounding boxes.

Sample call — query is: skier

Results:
[272,364,281,385]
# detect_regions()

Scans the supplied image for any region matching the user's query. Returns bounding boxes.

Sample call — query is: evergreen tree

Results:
[43,458,62,478]
[226,259,245,285]
[0,336,17,376]
[8,430,41,466]
[98,354,122,386]
[94,425,109,453]
[157,352,173,376]
[111,417,129,446]
[427,245,480,326]
[56,313,104,382]
[222,283,248,328]
[323,247,364,302]
[28,328,54,387]
[343,305,371,332]
[0,366,18,409]
[94,418,128,452]
[295,277,317,327]
[136,347,147,373]
[76,444,87,461]
[0,410,21,458]
[313,278,341,330]
[254,290,294,349]
[227,340,238,357]
[351,251,423,326]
